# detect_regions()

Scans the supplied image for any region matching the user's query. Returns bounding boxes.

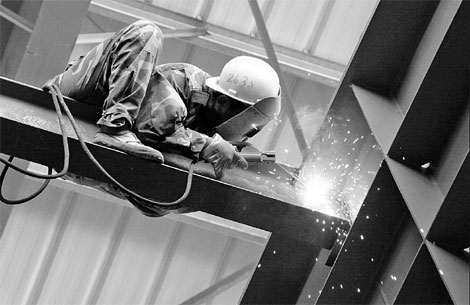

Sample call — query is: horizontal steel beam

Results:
[0,76,348,246]
[76,32,114,45]
[0,76,349,304]
[89,0,343,86]
[76,27,209,45]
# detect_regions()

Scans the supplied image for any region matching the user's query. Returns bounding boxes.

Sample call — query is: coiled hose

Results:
[0,84,195,216]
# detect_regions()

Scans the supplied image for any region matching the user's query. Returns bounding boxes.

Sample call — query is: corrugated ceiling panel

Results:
[207,0,264,34]
[83,0,374,82]
[212,239,264,304]
[267,0,327,52]
[139,0,375,64]
[0,177,266,304]
[155,225,231,304]
[36,193,125,305]
[149,0,206,18]
[0,182,72,304]
[96,212,180,304]
[313,0,379,65]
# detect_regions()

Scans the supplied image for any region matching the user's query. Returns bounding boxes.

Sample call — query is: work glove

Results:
[201,134,249,179]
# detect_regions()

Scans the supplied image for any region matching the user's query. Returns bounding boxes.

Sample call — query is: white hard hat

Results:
[206,56,280,105]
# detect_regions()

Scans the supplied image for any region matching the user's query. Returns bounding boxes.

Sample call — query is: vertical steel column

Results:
[248,0,309,160]
[8,0,92,87]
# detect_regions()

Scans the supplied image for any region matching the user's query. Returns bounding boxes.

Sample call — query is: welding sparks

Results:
[257,106,383,224]
[299,176,336,216]
[292,113,383,222]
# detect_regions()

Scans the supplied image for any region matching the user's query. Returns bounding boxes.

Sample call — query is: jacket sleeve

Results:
[134,72,210,160]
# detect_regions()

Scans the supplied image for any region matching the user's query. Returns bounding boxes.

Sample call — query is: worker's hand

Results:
[201,134,249,179]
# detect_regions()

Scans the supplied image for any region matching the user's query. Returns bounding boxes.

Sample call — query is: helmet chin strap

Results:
[212,95,281,142]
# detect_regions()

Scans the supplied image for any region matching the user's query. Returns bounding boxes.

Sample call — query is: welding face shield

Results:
[211,95,281,141]
[206,56,281,141]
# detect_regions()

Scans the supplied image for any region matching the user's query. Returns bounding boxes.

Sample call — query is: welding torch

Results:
[232,141,276,165]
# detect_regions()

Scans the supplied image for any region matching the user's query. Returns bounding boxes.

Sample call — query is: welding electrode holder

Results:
[231,141,276,165]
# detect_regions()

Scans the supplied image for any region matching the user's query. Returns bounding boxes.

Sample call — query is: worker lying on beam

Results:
[43,20,281,179]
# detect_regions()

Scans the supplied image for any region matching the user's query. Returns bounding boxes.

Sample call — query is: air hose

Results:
[0,84,195,216]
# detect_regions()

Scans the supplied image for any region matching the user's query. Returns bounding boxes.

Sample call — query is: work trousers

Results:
[52,20,163,133]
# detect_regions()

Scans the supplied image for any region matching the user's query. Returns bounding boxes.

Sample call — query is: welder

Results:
[44,19,281,179]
